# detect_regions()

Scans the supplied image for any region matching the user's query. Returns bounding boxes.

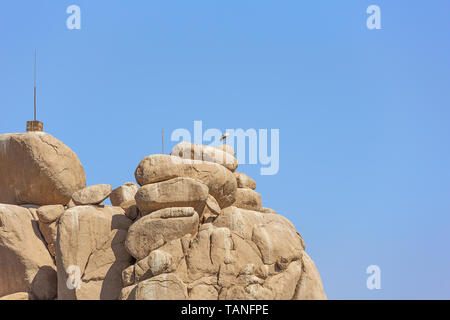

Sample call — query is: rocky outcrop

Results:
[118,143,326,301]
[171,142,239,172]
[134,155,237,208]
[0,132,86,205]
[0,134,326,300]
[0,204,57,300]
[55,205,133,300]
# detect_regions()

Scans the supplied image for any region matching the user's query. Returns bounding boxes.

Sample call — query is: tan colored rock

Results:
[21,204,39,220]
[234,172,256,190]
[120,200,139,220]
[185,226,218,280]
[67,199,76,209]
[71,184,112,205]
[135,273,188,300]
[210,228,233,266]
[119,284,137,300]
[233,188,262,211]
[37,205,65,224]
[0,292,31,300]
[252,222,303,268]
[214,206,296,240]
[206,194,221,215]
[0,204,57,300]
[202,195,222,223]
[171,142,238,172]
[110,182,139,206]
[38,220,58,256]
[56,205,133,300]
[260,207,277,214]
[0,132,86,205]
[134,154,237,208]
[293,252,327,300]
[122,265,135,287]
[135,177,208,215]
[125,207,199,260]
[131,239,186,285]
[189,284,218,300]
[264,261,303,300]
[134,250,173,282]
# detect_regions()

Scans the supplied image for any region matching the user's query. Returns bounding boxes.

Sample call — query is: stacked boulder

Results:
[0,132,326,300]
[119,142,326,300]
[0,132,85,300]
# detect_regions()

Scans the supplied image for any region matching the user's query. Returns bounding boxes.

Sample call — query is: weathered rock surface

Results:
[135,177,208,215]
[125,207,199,260]
[110,182,139,206]
[56,205,133,300]
[122,204,325,300]
[294,253,327,300]
[171,142,238,172]
[37,205,65,224]
[1,134,326,301]
[202,195,222,223]
[0,204,57,300]
[234,172,256,190]
[0,132,86,205]
[120,200,139,220]
[71,184,112,205]
[134,154,237,208]
[233,188,262,211]
[135,273,188,300]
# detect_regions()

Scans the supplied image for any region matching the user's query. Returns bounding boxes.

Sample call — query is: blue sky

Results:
[1,1,450,299]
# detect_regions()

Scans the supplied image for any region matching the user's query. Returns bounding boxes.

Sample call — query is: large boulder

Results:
[234,172,256,190]
[71,184,112,205]
[55,205,133,300]
[0,132,86,205]
[233,188,262,211]
[125,207,199,260]
[134,154,237,208]
[171,142,238,172]
[0,204,57,300]
[293,253,327,300]
[36,205,65,257]
[135,177,208,215]
[110,182,139,206]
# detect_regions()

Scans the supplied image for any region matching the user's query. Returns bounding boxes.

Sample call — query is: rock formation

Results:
[0,131,326,300]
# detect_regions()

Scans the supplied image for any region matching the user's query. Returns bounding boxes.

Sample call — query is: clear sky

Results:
[1,1,449,299]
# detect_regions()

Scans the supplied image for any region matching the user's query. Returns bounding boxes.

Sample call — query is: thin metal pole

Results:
[34,51,36,120]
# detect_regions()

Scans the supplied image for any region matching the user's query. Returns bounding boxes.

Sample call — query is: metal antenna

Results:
[162,128,165,154]
[34,50,37,121]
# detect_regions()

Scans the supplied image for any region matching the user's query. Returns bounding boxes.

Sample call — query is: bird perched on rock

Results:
[220,132,230,143]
